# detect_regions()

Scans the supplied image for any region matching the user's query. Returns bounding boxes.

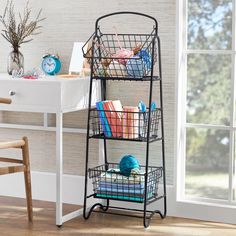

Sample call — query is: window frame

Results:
[176,0,236,205]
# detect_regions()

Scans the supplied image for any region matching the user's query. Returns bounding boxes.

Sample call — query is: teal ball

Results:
[119,155,139,176]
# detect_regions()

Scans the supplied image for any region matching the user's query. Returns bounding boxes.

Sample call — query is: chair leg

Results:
[22,137,33,222]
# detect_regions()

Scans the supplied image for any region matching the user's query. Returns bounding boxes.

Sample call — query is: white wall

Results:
[1,1,236,225]
[0,0,176,193]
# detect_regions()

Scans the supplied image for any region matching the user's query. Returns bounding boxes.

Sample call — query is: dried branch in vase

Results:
[0,0,46,52]
[0,0,45,74]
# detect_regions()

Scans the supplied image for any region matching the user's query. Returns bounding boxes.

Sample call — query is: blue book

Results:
[96,193,153,202]
[96,193,144,202]
[99,181,144,189]
[96,101,112,137]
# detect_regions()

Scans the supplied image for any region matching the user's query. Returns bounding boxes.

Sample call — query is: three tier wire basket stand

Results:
[83,12,167,228]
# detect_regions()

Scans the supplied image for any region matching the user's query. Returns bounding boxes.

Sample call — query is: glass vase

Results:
[7,49,24,75]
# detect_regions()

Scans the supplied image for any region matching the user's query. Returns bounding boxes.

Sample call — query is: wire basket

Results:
[90,107,161,141]
[89,163,162,202]
[82,28,157,80]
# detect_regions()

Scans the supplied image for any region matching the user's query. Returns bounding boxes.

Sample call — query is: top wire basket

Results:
[82,12,159,81]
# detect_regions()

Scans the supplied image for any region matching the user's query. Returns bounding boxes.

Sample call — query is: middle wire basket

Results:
[90,107,161,142]
[82,28,158,80]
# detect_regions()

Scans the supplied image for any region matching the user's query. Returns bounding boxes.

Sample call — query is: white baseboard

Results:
[0,171,236,225]
[172,200,236,225]
[0,171,89,205]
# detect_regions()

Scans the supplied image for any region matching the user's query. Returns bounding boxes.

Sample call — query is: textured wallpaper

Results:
[0,0,176,185]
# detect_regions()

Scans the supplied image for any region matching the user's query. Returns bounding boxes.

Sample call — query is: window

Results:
[179,0,236,203]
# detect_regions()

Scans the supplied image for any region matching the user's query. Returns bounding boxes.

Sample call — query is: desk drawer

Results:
[0,80,60,112]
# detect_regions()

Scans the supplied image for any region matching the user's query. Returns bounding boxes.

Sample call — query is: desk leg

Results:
[56,112,63,226]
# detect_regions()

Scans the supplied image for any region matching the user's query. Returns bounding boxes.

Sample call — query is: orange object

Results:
[133,43,142,55]
[58,74,80,78]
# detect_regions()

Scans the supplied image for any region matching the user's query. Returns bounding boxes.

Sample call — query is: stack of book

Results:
[96,100,139,138]
[96,168,151,201]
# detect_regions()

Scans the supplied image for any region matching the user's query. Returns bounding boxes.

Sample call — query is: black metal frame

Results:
[83,11,166,228]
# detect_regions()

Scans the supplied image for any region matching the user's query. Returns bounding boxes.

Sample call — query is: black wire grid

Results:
[90,108,161,142]
[89,163,162,203]
[83,30,158,80]
[83,12,167,228]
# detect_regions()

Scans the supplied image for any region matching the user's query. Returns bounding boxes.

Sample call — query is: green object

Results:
[95,65,107,76]
[96,192,153,202]
[96,193,144,202]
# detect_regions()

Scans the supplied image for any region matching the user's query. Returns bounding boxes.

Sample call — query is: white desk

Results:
[0,74,100,225]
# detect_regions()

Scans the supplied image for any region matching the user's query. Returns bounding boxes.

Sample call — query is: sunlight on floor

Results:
[0,205,43,212]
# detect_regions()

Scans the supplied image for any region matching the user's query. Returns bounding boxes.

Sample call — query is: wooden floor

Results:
[0,196,235,236]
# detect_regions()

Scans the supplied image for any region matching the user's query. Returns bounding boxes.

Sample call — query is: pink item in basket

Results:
[113,48,133,65]
[93,27,134,66]
[112,27,133,65]
[103,100,123,138]
[122,106,139,139]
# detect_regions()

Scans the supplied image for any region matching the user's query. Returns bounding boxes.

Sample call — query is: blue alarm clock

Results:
[42,54,61,75]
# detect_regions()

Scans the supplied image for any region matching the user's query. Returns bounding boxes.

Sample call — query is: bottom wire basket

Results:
[89,163,162,202]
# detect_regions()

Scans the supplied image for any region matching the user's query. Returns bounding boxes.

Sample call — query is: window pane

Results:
[234,133,236,201]
[187,54,231,125]
[185,128,229,200]
[188,0,232,50]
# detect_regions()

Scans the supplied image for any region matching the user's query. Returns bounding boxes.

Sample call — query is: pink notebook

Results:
[122,106,139,139]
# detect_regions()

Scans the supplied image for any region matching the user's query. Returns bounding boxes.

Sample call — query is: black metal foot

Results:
[143,209,166,228]
[143,215,151,228]
[102,199,109,212]
[155,210,166,219]
[83,203,109,220]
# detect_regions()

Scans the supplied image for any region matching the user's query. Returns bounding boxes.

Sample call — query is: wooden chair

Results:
[0,97,33,221]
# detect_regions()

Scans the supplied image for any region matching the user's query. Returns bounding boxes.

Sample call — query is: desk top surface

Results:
[0,73,90,83]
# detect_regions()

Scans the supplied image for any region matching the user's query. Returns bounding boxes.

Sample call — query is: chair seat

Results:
[0,140,25,149]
